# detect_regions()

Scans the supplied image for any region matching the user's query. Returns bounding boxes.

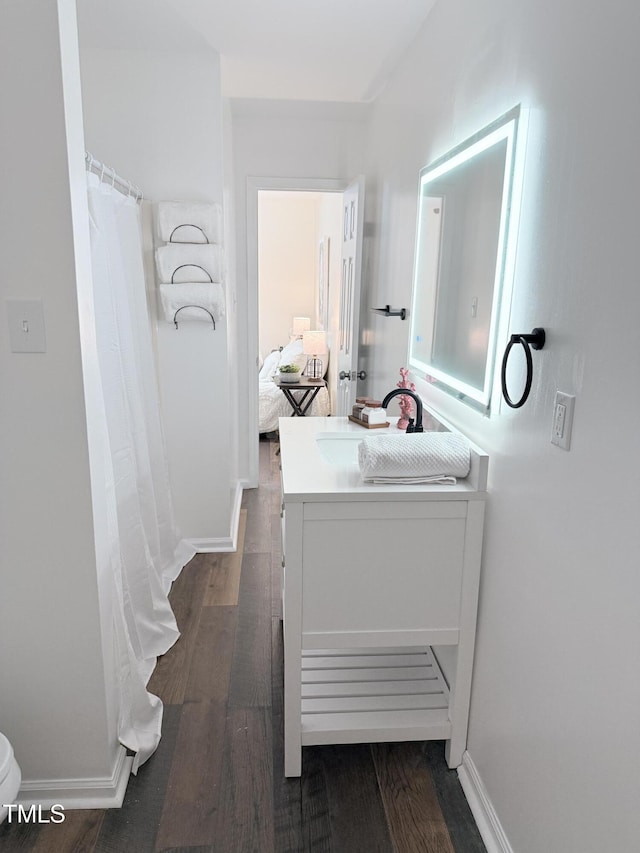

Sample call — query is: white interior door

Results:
[335,176,365,416]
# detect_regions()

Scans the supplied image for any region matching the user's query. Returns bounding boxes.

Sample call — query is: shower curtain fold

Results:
[87,173,194,770]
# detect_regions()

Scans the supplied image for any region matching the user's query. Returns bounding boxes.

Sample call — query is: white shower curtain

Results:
[86,172,195,771]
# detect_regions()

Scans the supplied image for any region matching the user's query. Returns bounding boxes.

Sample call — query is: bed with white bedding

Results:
[259,338,331,433]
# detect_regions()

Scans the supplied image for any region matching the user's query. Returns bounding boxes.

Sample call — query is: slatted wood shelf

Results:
[300,646,452,746]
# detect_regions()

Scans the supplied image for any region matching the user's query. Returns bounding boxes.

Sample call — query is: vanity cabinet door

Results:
[279,500,286,615]
[281,500,305,775]
[282,500,305,635]
[301,501,467,642]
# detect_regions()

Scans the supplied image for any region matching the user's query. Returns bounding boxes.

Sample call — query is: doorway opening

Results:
[257,189,343,409]
[246,178,347,488]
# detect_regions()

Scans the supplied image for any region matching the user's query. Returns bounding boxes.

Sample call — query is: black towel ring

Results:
[500,327,546,408]
[170,264,214,283]
[173,305,216,330]
[169,224,210,244]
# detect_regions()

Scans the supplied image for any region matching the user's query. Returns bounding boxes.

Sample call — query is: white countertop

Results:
[278,416,488,503]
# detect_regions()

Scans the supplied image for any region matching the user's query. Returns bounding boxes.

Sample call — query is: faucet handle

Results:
[405,418,424,434]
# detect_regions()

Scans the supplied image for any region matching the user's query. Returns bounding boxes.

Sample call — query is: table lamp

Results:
[291,316,311,339]
[302,330,327,379]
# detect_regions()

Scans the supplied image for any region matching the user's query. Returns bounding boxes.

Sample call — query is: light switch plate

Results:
[7,299,46,353]
[551,391,575,450]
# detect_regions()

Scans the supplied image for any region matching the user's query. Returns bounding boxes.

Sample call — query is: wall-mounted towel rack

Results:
[173,305,216,330]
[371,305,407,319]
[500,327,545,408]
[157,201,225,328]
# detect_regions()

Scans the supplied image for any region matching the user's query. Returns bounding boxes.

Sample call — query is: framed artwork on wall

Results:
[317,236,330,329]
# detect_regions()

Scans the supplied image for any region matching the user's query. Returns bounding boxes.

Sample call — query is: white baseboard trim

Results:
[184,480,245,553]
[229,480,245,549]
[458,751,514,853]
[16,747,133,810]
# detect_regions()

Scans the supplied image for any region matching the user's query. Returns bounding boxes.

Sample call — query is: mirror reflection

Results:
[409,107,521,410]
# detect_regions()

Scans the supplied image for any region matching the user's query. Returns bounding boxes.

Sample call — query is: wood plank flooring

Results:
[0,436,486,853]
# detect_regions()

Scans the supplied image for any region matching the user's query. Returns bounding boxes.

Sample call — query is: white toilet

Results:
[0,733,21,824]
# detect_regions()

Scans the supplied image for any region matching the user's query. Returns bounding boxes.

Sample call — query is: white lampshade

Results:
[291,316,311,337]
[303,330,327,379]
[302,330,327,355]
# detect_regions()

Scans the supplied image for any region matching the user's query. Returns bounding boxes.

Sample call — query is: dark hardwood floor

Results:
[0,436,486,853]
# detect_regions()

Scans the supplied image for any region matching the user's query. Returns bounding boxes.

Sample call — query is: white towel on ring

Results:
[155,244,224,283]
[358,432,470,484]
[157,201,222,244]
[159,283,225,324]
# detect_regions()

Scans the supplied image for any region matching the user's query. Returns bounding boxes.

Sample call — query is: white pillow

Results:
[278,338,307,373]
[278,337,303,361]
[259,349,282,380]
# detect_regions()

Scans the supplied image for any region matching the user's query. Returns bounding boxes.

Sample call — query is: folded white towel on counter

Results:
[157,201,222,244]
[365,475,459,485]
[358,432,471,484]
[155,244,224,283]
[159,283,226,324]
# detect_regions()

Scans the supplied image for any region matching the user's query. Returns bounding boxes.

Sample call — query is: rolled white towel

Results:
[159,283,226,325]
[156,244,224,283]
[358,432,470,484]
[157,201,222,244]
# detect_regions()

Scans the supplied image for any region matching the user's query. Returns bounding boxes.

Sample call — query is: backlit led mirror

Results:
[409,106,522,411]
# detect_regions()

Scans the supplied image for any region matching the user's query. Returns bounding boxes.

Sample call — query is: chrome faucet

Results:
[381,388,424,433]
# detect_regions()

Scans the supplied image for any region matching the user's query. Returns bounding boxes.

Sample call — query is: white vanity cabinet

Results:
[279,416,488,778]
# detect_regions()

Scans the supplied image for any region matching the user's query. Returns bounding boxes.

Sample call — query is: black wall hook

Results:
[371,305,407,319]
[170,264,213,283]
[173,305,216,330]
[501,327,545,408]
[169,224,210,243]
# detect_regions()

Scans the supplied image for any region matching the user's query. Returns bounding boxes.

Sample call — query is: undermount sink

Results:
[315,431,368,466]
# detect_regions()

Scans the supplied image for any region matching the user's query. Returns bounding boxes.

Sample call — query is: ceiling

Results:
[76,0,437,102]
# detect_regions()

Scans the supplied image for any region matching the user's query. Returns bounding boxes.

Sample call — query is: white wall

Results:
[257,190,342,378]
[223,97,240,495]
[0,0,120,798]
[362,1,640,850]
[258,192,319,355]
[80,46,235,544]
[231,99,367,482]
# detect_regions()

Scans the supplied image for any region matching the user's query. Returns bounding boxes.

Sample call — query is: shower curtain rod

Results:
[85,151,144,203]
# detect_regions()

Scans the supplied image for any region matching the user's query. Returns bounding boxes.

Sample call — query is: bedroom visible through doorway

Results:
[257,190,343,413]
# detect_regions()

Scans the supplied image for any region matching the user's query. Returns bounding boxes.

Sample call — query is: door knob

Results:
[339,369,367,381]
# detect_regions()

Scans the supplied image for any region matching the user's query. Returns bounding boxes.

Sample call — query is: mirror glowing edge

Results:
[408,106,524,412]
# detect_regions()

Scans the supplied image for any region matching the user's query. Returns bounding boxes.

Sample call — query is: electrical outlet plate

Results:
[551,391,575,450]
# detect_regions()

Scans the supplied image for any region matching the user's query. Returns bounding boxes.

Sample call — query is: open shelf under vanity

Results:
[300,645,451,746]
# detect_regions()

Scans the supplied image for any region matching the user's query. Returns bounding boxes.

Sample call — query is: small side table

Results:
[273,376,327,417]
